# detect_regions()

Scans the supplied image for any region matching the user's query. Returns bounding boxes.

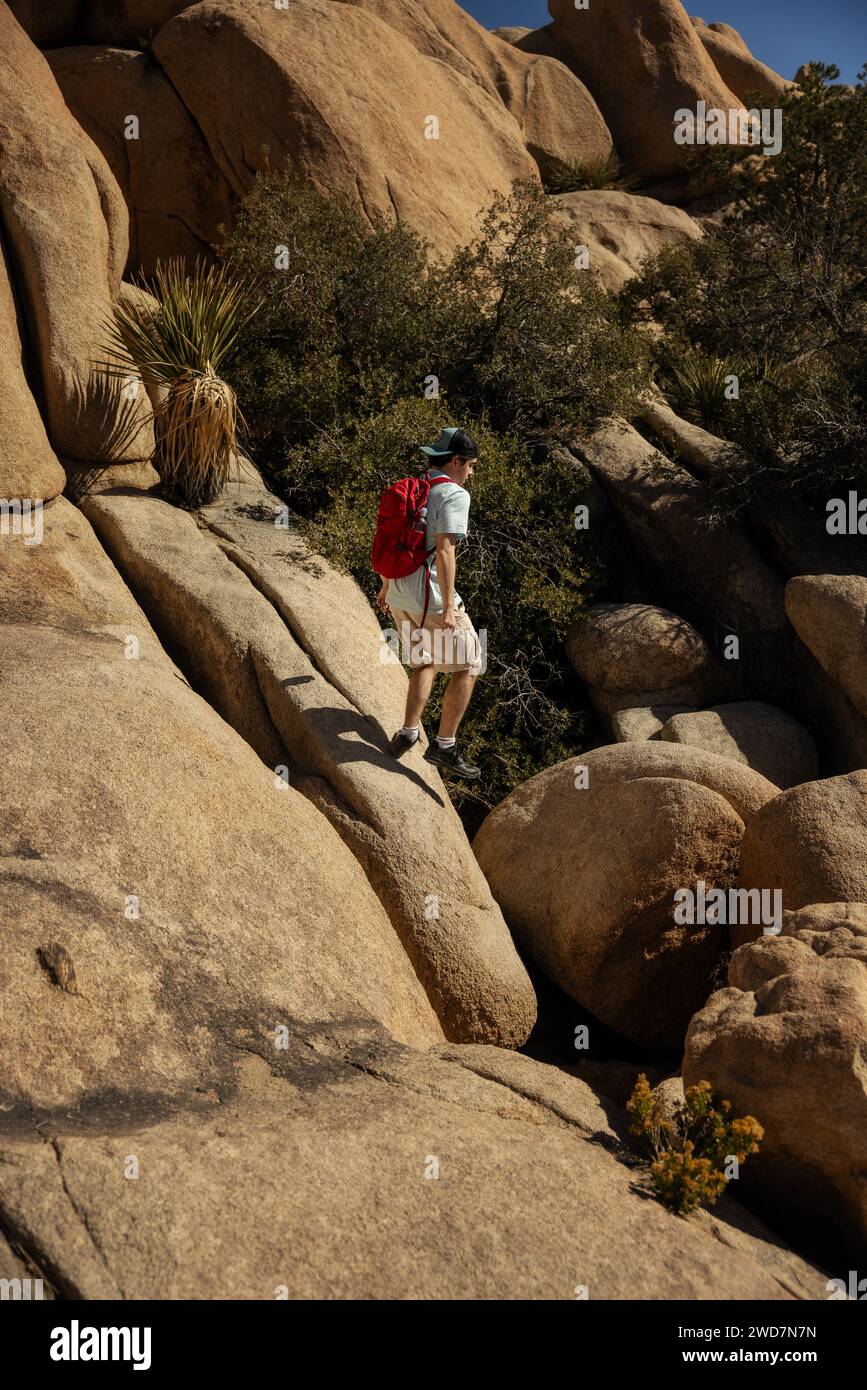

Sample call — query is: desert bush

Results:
[225,176,646,464]
[620,63,867,506]
[222,177,436,481]
[627,1075,763,1216]
[425,179,647,442]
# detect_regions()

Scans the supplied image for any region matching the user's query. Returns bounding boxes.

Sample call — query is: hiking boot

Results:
[424,741,481,782]
[389,730,420,759]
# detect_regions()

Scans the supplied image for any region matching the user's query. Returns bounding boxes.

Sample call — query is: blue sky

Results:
[464,0,867,85]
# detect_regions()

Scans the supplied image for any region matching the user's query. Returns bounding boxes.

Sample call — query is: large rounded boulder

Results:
[737,772,867,944]
[0,230,66,501]
[48,45,234,277]
[690,17,789,102]
[473,742,778,1049]
[684,903,867,1259]
[565,600,730,737]
[786,574,867,721]
[0,5,153,465]
[551,192,702,293]
[338,0,614,178]
[0,499,444,1116]
[519,0,743,181]
[152,0,537,259]
[81,472,538,1047]
[566,601,724,703]
[659,701,819,790]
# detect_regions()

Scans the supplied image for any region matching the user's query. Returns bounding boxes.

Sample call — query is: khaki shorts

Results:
[388,602,483,674]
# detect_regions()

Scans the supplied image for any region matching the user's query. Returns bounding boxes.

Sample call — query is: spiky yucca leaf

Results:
[744,351,796,392]
[105,258,255,385]
[668,353,734,433]
[103,259,258,507]
[542,155,640,195]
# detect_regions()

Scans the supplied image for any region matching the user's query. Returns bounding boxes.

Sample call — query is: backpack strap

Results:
[421,561,433,628]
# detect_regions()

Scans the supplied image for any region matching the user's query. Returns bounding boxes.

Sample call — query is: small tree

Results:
[620,63,867,502]
[429,179,647,443]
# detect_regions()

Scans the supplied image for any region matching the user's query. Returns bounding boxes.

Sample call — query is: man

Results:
[377,427,483,782]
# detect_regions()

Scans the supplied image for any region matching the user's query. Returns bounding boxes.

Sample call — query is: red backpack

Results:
[371,472,451,624]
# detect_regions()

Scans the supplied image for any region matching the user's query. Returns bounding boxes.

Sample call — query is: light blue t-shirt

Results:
[387,473,470,616]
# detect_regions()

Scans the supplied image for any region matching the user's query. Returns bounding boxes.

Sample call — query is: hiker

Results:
[373,427,483,782]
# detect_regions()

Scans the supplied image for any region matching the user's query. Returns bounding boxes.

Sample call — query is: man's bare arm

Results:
[436,534,458,629]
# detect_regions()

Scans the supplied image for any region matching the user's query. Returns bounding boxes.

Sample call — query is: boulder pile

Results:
[7,0,790,278]
[3,0,857,1299]
[474,741,778,1049]
[685,904,867,1259]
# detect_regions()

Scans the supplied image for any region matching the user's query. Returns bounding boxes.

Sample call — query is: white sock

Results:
[399,726,419,742]
[436,735,456,749]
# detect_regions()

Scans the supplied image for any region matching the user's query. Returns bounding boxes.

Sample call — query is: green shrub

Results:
[225,174,647,468]
[425,179,647,443]
[627,1075,763,1216]
[620,63,867,507]
[222,177,435,487]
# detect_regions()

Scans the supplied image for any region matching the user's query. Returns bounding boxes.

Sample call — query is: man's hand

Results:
[376,578,390,613]
[442,603,457,632]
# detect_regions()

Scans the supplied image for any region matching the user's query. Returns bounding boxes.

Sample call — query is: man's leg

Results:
[424,668,481,781]
[404,663,436,729]
[422,608,482,780]
[388,608,434,750]
[437,669,478,739]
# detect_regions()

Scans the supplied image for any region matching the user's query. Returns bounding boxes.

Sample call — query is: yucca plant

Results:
[741,350,796,393]
[666,352,735,434]
[665,350,797,436]
[542,154,640,195]
[105,259,258,508]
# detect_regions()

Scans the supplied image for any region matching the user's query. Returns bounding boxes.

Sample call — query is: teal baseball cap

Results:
[419,427,478,459]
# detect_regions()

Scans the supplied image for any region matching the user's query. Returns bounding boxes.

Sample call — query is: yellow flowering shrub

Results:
[627,1075,763,1216]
